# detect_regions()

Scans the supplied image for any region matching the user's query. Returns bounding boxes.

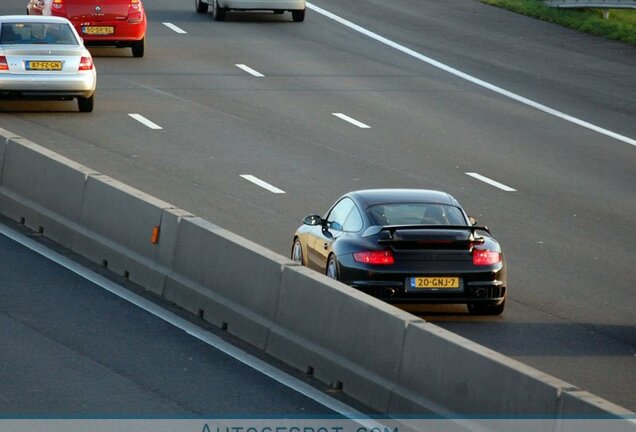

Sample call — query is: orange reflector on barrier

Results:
[151,226,160,244]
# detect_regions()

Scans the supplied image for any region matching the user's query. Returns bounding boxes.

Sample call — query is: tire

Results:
[291,238,304,265]
[326,254,339,280]
[292,9,305,22]
[195,0,209,13]
[131,37,145,58]
[467,299,505,316]
[77,95,94,113]
[212,0,226,21]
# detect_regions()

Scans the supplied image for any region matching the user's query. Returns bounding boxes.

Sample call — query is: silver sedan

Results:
[196,0,306,22]
[0,15,96,112]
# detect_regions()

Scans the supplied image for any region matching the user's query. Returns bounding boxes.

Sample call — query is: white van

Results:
[195,0,306,22]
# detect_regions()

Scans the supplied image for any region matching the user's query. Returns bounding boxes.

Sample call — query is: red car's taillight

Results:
[472,249,501,266]
[128,0,144,22]
[353,250,395,265]
[51,0,64,10]
[78,56,93,71]
[0,56,8,71]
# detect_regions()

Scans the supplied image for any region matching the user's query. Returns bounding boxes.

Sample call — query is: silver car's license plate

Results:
[26,60,62,71]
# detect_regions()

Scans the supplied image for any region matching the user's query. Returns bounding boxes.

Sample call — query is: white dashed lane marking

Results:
[466,172,517,192]
[128,114,163,130]
[332,113,371,129]
[162,22,187,34]
[240,175,285,194]
[236,64,265,77]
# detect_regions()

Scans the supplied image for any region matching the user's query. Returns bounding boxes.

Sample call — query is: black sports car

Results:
[291,189,507,315]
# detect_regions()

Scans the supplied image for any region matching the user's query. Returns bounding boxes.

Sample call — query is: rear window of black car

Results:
[368,203,466,226]
[0,22,78,45]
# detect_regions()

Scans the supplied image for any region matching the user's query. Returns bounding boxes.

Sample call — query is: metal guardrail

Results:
[544,0,636,8]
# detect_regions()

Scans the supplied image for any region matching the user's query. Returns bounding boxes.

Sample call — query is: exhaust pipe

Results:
[383,288,396,297]
[474,287,487,298]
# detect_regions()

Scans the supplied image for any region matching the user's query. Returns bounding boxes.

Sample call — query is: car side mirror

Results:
[468,216,478,226]
[303,214,322,226]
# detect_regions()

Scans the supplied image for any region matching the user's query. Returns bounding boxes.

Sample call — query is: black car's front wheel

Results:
[326,254,339,280]
[467,299,505,316]
[291,238,304,265]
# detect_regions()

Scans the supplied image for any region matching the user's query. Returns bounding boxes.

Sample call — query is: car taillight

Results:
[128,0,143,21]
[0,56,8,71]
[472,249,501,266]
[50,0,66,16]
[353,250,395,265]
[78,56,93,71]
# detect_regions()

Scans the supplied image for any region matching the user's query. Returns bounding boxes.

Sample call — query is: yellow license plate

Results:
[26,61,62,71]
[411,277,460,289]
[83,26,114,35]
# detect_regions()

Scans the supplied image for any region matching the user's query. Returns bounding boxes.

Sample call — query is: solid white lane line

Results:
[0,224,380,425]
[306,3,636,148]
[240,175,286,194]
[162,22,187,34]
[332,113,371,129]
[128,114,163,130]
[466,172,517,192]
[236,64,265,77]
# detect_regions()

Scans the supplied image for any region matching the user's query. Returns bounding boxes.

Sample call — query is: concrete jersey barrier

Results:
[268,265,422,412]
[0,129,633,422]
[164,216,290,350]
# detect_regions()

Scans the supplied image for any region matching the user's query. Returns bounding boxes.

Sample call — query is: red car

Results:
[27,0,147,57]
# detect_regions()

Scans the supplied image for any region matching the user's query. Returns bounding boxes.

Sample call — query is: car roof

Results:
[0,16,71,24]
[348,189,459,207]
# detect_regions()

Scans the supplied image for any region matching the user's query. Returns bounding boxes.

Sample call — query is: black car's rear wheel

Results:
[326,255,339,280]
[195,0,209,13]
[467,299,505,316]
[291,238,304,265]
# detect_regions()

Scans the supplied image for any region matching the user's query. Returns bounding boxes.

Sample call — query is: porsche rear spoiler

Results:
[386,224,490,234]
[364,224,491,246]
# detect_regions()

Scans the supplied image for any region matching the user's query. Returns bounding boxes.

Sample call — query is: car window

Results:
[326,198,355,231]
[367,203,467,226]
[342,205,363,232]
[0,23,78,45]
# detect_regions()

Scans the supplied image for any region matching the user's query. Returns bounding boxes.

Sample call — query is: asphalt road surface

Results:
[0,0,634,411]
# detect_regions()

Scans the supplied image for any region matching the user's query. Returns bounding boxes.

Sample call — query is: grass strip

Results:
[481,0,636,45]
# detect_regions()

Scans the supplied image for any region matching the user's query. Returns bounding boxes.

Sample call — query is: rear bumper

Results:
[338,253,507,304]
[353,280,507,304]
[0,72,96,98]
[217,0,306,10]
[71,21,146,44]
